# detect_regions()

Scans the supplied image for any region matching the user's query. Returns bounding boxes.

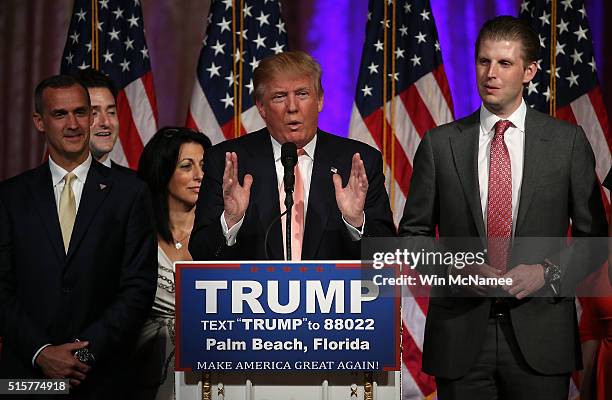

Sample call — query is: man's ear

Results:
[32,112,45,133]
[317,93,324,113]
[523,60,538,84]
[255,99,266,120]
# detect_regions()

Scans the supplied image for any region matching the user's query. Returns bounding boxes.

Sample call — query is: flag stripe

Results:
[432,65,454,117]
[402,321,436,395]
[588,87,612,154]
[116,90,144,168]
[399,85,437,138]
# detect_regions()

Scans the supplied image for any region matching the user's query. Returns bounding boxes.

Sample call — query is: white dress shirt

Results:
[478,100,526,235]
[221,135,364,250]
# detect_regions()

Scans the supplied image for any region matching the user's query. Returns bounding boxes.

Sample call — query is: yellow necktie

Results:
[59,172,77,253]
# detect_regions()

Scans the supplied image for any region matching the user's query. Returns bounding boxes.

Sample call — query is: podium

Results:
[173,261,402,400]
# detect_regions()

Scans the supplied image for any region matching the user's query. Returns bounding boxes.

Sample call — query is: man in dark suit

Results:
[398,16,607,399]
[0,75,157,397]
[190,51,395,261]
[74,69,132,173]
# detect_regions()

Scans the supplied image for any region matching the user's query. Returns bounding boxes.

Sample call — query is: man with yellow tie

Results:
[189,51,395,261]
[0,74,157,398]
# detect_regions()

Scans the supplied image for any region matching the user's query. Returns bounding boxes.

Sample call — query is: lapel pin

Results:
[330,167,338,174]
[99,184,107,190]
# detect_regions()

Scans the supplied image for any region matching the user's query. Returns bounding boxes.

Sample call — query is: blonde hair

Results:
[253,51,323,101]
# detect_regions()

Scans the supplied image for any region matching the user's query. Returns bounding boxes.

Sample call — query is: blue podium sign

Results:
[175,261,400,372]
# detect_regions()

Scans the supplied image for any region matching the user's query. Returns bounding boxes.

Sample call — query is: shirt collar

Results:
[271,133,317,162]
[101,156,112,168]
[479,99,527,136]
[49,153,93,187]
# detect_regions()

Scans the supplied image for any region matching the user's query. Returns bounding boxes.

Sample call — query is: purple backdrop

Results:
[309,0,607,135]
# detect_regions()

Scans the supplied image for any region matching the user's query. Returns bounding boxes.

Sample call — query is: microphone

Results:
[281,142,298,198]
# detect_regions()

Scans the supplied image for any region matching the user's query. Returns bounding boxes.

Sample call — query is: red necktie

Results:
[487,120,513,273]
[280,149,305,260]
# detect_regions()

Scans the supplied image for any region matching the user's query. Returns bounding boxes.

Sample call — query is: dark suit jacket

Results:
[0,159,157,397]
[190,128,395,261]
[110,160,135,175]
[398,107,607,378]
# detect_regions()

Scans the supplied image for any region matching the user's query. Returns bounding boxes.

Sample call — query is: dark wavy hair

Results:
[137,127,212,244]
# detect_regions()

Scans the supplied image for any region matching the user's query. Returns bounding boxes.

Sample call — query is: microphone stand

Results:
[284,185,294,261]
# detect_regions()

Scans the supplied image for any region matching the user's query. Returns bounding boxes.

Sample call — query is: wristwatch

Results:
[73,339,95,366]
[542,259,561,296]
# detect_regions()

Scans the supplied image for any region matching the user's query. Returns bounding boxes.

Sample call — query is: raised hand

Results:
[333,153,367,228]
[222,152,253,229]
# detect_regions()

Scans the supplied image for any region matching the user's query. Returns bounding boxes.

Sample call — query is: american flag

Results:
[520,0,611,199]
[60,0,158,169]
[348,0,453,398]
[186,0,288,144]
[520,2,611,399]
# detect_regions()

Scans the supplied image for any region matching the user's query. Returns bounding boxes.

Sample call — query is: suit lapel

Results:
[515,108,550,234]
[302,131,333,259]
[248,131,284,259]
[450,112,487,239]
[66,161,112,262]
[27,163,65,261]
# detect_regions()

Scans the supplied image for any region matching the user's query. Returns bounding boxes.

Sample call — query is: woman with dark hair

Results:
[132,126,212,399]
[579,169,612,400]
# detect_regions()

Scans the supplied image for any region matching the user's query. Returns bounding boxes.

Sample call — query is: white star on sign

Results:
[361,85,373,97]
[212,40,226,56]
[65,52,74,65]
[404,3,411,13]
[395,48,405,59]
[399,25,408,36]
[415,31,427,43]
[217,17,231,33]
[276,21,286,34]
[410,54,421,66]
[120,59,131,72]
[566,71,579,87]
[374,40,384,52]
[222,0,232,10]
[243,4,252,17]
[367,62,379,74]
[206,62,221,78]
[221,93,234,109]
[420,9,430,21]
[99,0,109,10]
[140,47,149,59]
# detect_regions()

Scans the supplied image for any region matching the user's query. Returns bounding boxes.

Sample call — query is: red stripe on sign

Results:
[432,64,455,117]
[399,85,437,138]
[556,105,577,125]
[362,109,413,196]
[141,72,158,123]
[588,87,612,154]
[402,321,436,396]
[117,89,145,169]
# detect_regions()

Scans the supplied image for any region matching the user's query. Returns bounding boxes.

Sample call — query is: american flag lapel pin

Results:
[330,167,338,174]
[99,184,107,190]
